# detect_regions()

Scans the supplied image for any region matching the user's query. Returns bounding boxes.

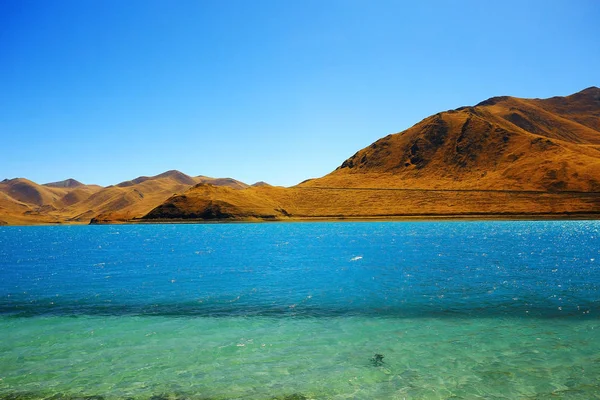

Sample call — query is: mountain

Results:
[44,178,86,188]
[0,178,103,225]
[195,176,249,190]
[142,87,600,222]
[251,181,272,187]
[0,171,249,225]
[115,170,197,188]
[300,86,600,192]
[1,178,65,206]
[3,87,599,225]
[85,171,206,223]
[72,171,250,223]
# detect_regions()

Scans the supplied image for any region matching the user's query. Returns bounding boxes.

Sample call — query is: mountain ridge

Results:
[43,178,87,188]
[298,87,600,192]
[0,171,251,225]
[140,87,600,222]
[2,87,599,225]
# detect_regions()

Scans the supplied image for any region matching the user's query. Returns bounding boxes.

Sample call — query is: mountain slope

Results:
[0,178,103,224]
[73,171,249,223]
[142,185,600,222]
[0,172,249,224]
[143,87,600,222]
[44,178,86,188]
[1,178,67,207]
[195,176,249,190]
[300,87,600,191]
[82,172,204,223]
[116,170,197,188]
[3,87,599,225]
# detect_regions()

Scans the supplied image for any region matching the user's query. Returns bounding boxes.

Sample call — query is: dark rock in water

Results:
[272,394,308,400]
[148,395,170,400]
[370,353,385,366]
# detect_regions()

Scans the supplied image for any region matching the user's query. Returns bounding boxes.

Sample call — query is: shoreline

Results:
[3,212,600,227]
[95,212,600,225]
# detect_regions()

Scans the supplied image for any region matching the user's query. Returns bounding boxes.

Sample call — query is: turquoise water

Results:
[1,222,599,399]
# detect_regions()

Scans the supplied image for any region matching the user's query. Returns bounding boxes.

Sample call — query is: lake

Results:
[1,221,599,399]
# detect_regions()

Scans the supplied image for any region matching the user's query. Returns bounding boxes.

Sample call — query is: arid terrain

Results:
[2,87,599,225]
[0,171,248,225]
[142,87,600,222]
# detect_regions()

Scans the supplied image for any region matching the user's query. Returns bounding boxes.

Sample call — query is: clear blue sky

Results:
[1,0,598,187]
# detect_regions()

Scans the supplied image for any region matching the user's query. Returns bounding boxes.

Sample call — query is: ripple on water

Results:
[1,222,600,398]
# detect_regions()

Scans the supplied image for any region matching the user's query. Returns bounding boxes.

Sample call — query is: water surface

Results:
[1,222,599,399]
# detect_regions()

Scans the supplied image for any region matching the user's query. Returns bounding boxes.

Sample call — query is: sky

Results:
[1,0,599,187]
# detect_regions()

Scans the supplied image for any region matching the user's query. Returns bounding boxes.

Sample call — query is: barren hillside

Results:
[0,171,249,225]
[141,87,600,222]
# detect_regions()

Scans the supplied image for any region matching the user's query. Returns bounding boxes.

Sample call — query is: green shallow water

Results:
[2,222,600,398]
[1,315,599,399]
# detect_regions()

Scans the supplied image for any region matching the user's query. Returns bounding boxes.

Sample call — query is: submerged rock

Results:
[370,353,385,366]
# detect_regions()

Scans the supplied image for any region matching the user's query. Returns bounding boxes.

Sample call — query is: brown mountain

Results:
[115,170,197,188]
[143,87,600,222]
[195,176,249,190]
[86,171,210,223]
[1,178,66,206]
[0,171,249,225]
[44,178,86,188]
[300,86,600,191]
[251,181,272,187]
[4,88,599,225]
[75,172,249,223]
[0,178,103,225]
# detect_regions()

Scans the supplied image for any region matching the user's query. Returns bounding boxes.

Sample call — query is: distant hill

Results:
[79,172,250,223]
[1,178,63,206]
[44,178,86,188]
[0,171,249,225]
[4,87,600,225]
[116,170,197,188]
[251,181,272,187]
[0,178,103,224]
[142,87,600,222]
[86,171,207,223]
[195,176,249,190]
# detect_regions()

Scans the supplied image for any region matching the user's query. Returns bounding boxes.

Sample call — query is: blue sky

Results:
[1,0,598,187]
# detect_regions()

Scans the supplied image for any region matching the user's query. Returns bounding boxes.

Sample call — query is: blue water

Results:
[1,222,599,399]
